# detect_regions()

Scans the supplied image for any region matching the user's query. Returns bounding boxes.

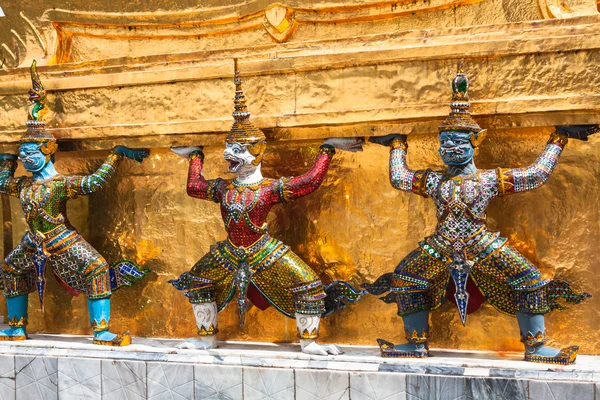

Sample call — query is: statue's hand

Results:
[114,146,150,162]
[171,146,204,159]
[556,125,599,141]
[323,138,364,152]
[0,154,18,161]
[369,134,408,147]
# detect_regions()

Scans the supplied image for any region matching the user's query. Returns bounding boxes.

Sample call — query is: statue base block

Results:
[0,326,598,399]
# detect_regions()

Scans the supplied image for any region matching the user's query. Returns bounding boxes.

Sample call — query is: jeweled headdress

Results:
[227,59,267,164]
[20,61,57,158]
[227,59,267,144]
[438,60,486,147]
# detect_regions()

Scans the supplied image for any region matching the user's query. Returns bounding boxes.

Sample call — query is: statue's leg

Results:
[389,310,429,355]
[516,312,557,357]
[475,244,579,365]
[293,280,342,355]
[87,296,130,346]
[250,249,342,355]
[296,312,342,356]
[177,301,219,350]
[0,294,29,340]
[170,251,231,350]
[50,236,131,346]
[366,248,446,358]
[516,312,578,364]
[0,242,35,340]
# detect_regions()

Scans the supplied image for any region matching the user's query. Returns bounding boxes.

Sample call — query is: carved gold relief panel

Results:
[0,0,549,67]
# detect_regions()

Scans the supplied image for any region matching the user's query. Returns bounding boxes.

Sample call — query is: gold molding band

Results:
[198,324,218,337]
[297,327,319,340]
[8,316,28,328]
[91,318,110,332]
[405,329,430,344]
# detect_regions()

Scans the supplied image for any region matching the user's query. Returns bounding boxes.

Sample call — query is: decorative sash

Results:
[420,230,507,325]
[210,234,289,327]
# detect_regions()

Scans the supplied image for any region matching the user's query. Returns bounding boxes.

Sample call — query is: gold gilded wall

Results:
[0,129,598,353]
[0,0,599,354]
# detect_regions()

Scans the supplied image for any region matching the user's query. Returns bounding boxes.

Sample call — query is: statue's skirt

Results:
[172,236,326,318]
[367,233,589,317]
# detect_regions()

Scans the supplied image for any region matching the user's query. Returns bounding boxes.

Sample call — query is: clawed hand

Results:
[114,146,150,162]
[556,125,599,141]
[323,138,364,152]
[369,134,408,147]
[171,146,204,159]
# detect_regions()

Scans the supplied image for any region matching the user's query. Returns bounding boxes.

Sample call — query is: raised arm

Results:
[495,131,567,196]
[277,144,335,203]
[371,134,432,197]
[66,151,124,197]
[66,146,149,198]
[0,154,22,197]
[186,149,227,202]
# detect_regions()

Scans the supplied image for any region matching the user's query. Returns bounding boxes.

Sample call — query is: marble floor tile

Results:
[296,369,349,400]
[243,367,294,400]
[58,357,101,400]
[0,356,15,400]
[350,372,406,400]
[15,356,58,400]
[101,359,146,400]
[529,380,594,400]
[147,362,193,400]
[466,378,527,400]
[194,364,242,400]
[406,375,466,400]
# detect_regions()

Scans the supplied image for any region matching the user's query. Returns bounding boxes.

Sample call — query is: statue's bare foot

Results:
[92,331,131,347]
[301,341,344,356]
[176,337,217,350]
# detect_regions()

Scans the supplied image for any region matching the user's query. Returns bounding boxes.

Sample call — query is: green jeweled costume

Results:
[0,152,139,303]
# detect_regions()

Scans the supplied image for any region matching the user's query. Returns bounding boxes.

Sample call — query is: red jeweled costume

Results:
[175,146,334,321]
[170,61,346,331]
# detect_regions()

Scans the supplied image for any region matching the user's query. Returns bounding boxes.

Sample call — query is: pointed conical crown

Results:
[438,60,483,135]
[226,59,266,144]
[20,60,57,151]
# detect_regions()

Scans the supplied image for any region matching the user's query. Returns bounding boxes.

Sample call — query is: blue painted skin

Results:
[19,143,59,179]
[392,310,429,353]
[0,295,29,338]
[88,299,117,342]
[373,131,570,357]
[1,144,147,342]
[516,312,561,358]
[438,131,475,166]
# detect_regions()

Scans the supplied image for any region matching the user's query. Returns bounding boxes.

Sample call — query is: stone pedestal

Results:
[0,325,598,400]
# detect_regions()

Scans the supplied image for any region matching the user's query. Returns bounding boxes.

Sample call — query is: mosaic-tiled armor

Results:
[171,60,364,355]
[0,61,150,346]
[365,61,593,365]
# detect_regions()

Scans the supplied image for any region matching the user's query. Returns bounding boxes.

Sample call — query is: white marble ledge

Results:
[0,330,598,383]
